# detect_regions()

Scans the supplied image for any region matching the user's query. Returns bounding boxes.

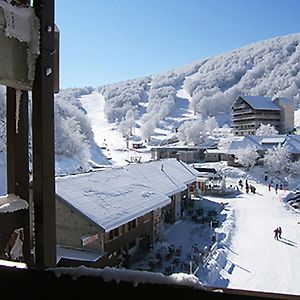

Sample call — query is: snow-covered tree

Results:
[119,109,136,138]
[177,117,207,145]
[141,119,156,142]
[235,146,260,169]
[262,144,291,176]
[204,116,218,135]
[256,124,279,135]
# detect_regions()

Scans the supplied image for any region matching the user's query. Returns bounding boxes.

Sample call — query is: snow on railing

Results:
[0,194,28,213]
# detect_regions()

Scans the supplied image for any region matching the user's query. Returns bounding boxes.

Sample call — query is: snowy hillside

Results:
[97,33,300,140]
[1,32,300,193]
[0,86,111,195]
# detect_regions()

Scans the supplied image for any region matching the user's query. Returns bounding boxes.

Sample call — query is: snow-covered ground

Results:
[128,164,300,296]
[80,92,151,166]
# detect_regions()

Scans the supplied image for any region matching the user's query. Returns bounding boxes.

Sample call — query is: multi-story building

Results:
[231,95,294,136]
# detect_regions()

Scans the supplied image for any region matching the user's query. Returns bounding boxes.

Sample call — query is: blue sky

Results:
[55,0,300,89]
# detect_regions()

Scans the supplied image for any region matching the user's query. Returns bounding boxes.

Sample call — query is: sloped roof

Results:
[274,97,294,104]
[284,135,300,154]
[226,137,263,154]
[124,158,200,196]
[240,95,281,111]
[56,168,170,232]
[226,135,288,154]
[260,137,286,144]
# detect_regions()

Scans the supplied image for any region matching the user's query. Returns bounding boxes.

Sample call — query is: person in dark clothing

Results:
[278,227,282,238]
[274,227,279,240]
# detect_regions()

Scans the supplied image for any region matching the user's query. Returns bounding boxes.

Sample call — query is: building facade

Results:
[231,95,294,136]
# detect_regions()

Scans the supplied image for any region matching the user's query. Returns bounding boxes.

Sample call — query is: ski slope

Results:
[80,92,151,166]
[209,180,300,296]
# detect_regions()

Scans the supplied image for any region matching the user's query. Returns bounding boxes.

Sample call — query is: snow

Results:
[241,95,281,111]
[0,259,26,269]
[0,0,40,81]
[80,91,151,165]
[56,168,171,232]
[56,246,103,263]
[52,265,204,290]
[124,163,300,296]
[0,194,28,213]
[260,137,285,144]
[124,158,199,197]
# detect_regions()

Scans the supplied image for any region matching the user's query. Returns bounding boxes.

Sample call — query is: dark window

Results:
[128,219,136,230]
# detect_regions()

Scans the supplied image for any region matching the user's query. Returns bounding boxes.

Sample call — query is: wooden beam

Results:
[0,6,31,90]
[32,0,56,267]
[6,87,17,195]
[6,87,31,265]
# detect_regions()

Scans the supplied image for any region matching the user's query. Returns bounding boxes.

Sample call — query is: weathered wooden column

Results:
[5,0,32,265]
[32,0,56,267]
[6,87,31,264]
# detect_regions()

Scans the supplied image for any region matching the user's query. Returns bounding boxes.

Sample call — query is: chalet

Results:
[124,158,200,224]
[55,168,170,268]
[55,158,200,268]
[226,134,300,166]
[231,95,294,136]
[204,148,228,162]
[150,145,206,163]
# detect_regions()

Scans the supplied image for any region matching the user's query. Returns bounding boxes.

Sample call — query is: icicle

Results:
[15,90,22,134]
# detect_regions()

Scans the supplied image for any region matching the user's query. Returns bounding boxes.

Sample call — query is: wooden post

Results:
[6,87,17,195]
[32,0,56,267]
[6,87,31,265]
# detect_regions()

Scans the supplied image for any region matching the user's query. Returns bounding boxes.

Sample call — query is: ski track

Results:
[221,183,300,295]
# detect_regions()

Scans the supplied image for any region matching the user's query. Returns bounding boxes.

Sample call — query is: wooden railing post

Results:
[32,0,56,267]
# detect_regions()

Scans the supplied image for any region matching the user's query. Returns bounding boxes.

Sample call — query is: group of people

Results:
[238,179,256,194]
[274,226,282,240]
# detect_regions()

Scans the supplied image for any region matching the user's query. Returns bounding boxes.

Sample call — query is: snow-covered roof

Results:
[226,134,300,154]
[124,159,200,196]
[205,149,223,153]
[56,169,170,232]
[284,135,300,154]
[274,97,294,104]
[226,137,264,154]
[260,137,285,144]
[57,246,104,263]
[240,95,281,111]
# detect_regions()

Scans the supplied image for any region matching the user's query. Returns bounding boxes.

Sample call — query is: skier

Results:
[274,227,279,240]
[278,227,282,239]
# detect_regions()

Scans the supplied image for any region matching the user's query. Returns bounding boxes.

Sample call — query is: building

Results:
[226,134,300,166]
[55,168,170,268]
[150,146,206,163]
[125,158,200,224]
[231,95,294,136]
[55,158,200,268]
[273,97,295,134]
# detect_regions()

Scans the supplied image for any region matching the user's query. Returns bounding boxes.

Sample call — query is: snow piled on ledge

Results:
[0,193,28,213]
[0,0,40,81]
[52,265,204,289]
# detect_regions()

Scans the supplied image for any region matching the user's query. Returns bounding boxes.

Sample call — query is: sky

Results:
[55,0,300,89]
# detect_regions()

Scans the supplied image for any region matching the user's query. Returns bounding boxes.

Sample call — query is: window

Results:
[128,219,136,231]
[109,227,119,240]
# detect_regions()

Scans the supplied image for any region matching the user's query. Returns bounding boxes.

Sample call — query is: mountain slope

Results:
[97,32,300,145]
